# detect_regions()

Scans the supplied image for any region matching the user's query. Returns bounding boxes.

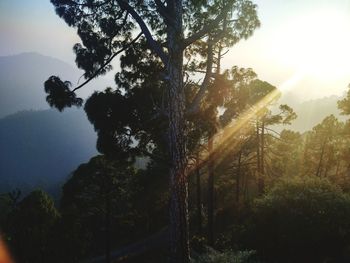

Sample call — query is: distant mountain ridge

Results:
[0,52,80,118]
[0,109,97,195]
[0,52,98,196]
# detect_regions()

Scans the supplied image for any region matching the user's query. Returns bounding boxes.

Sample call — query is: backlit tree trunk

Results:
[259,121,265,194]
[166,1,190,262]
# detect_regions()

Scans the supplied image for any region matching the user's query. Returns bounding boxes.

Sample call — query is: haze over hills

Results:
[0,109,97,196]
[0,52,99,196]
[0,52,114,118]
[287,95,347,132]
[0,52,347,195]
[0,52,79,118]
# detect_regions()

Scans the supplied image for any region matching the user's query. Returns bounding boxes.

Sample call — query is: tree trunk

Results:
[207,135,215,246]
[316,138,327,177]
[207,34,224,246]
[323,154,331,178]
[236,150,242,203]
[335,159,340,177]
[256,120,262,194]
[196,162,203,235]
[167,1,190,262]
[258,121,265,194]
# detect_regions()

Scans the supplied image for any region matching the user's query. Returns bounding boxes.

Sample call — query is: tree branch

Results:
[117,0,168,64]
[72,32,142,92]
[182,0,234,48]
[186,41,214,115]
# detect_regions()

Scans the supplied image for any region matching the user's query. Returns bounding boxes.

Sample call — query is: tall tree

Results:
[302,115,344,178]
[269,129,303,178]
[44,1,260,261]
[256,104,297,193]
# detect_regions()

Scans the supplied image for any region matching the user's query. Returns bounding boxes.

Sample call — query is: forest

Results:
[1,1,350,263]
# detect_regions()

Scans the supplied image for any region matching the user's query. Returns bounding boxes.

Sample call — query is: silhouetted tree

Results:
[60,155,137,262]
[44,1,260,261]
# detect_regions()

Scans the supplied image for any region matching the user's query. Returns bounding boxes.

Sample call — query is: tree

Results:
[5,190,59,263]
[256,103,296,193]
[268,129,303,179]
[214,70,296,199]
[302,115,344,178]
[44,1,260,261]
[60,155,137,262]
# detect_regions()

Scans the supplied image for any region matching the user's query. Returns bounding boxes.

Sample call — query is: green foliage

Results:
[338,84,350,115]
[269,129,303,178]
[302,114,345,178]
[44,76,83,111]
[59,155,138,260]
[247,177,350,262]
[5,190,59,263]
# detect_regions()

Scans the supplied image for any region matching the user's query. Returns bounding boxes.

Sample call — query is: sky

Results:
[1,0,350,102]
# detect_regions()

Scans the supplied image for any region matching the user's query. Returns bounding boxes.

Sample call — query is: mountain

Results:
[0,52,100,196]
[0,52,79,118]
[0,109,97,196]
[0,52,115,118]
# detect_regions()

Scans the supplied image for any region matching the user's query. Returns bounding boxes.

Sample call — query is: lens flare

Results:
[0,237,14,263]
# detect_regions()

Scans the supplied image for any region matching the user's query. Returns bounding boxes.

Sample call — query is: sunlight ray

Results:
[187,72,303,175]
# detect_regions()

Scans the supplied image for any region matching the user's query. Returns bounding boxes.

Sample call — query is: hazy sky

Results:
[1,0,350,102]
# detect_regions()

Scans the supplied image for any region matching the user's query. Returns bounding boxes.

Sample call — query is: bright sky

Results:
[223,0,350,102]
[1,0,350,102]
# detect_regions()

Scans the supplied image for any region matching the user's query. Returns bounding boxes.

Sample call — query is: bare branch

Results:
[264,127,281,136]
[186,41,214,115]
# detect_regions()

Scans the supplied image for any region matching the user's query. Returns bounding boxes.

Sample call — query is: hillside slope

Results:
[0,109,97,195]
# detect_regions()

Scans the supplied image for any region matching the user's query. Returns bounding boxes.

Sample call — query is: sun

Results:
[270,7,350,81]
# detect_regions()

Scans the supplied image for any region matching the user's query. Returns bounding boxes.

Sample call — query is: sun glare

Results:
[271,7,350,80]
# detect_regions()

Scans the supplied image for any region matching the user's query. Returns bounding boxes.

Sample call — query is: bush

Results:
[6,190,60,263]
[247,177,350,262]
[191,247,259,263]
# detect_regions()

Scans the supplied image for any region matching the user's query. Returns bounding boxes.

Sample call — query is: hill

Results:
[0,52,79,118]
[0,52,102,196]
[0,109,97,196]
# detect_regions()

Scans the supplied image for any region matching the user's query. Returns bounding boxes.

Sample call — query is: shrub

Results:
[248,177,350,262]
[6,190,60,263]
[191,247,259,263]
